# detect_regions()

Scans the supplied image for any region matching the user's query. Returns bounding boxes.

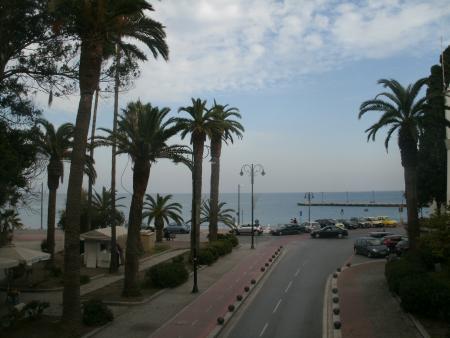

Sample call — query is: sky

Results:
[37,0,450,195]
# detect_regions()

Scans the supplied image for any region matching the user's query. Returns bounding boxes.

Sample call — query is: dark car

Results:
[315,219,335,227]
[382,235,404,252]
[338,219,357,230]
[310,226,348,239]
[395,238,409,256]
[271,224,305,236]
[369,231,393,238]
[165,223,190,234]
[354,237,389,258]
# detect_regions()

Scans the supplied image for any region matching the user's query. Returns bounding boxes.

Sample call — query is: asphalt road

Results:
[221,230,391,338]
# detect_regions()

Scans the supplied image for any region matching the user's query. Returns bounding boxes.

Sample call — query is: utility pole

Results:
[237,184,240,227]
[305,192,314,223]
[40,182,44,230]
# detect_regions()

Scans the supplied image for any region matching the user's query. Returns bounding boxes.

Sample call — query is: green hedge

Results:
[385,256,426,293]
[198,248,217,266]
[145,261,189,288]
[210,240,232,256]
[82,299,113,326]
[217,233,239,247]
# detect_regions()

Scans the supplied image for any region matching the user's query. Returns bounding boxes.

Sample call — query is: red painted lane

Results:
[151,235,304,338]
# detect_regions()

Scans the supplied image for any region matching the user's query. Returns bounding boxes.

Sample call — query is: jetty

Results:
[297,202,406,208]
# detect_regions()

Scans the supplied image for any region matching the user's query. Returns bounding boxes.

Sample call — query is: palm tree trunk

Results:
[404,165,419,250]
[123,159,150,297]
[62,37,103,331]
[110,43,120,273]
[46,171,60,263]
[155,217,163,242]
[209,136,222,242]
[86,87,100,232]
[191,140,204,256]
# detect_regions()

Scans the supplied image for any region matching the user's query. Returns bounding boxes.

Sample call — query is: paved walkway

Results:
[91,237,291,338]
[338,261,422,338]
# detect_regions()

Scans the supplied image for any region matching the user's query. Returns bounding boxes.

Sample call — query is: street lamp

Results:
[240,164,266,249]
[305,192,314,223]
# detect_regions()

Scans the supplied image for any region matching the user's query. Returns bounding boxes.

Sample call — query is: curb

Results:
[207,245,285,338]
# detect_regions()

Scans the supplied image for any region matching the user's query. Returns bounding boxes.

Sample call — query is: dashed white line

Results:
[285,281,292,293]
[259,322,269,336]
[206,305,213,311]
[272,299,282,313]
[191,319,198,326]
[294,268,300,277]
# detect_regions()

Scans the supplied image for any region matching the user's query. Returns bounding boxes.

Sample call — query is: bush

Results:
[145,261,189,288]
[198,248,216,266]
[23,300,49,320]
[82,299,113,326]
[210,240,232,256]
[385,257,426,293]
[48,266,62,277]
[80,275,91,285]
[398,272,450,320]
[40,239,49,253]
[217,233,239,247]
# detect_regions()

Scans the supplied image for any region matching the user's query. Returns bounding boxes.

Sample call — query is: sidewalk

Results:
[337,261,423,338]
[90,237,289,338]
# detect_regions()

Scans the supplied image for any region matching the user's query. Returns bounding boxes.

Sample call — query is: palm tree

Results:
[143,194,183,242]
[98,100,190,296]
[35,120,73,262]
[175,98,222,256]
[208,101,244,241]
[201,199,236,232]
[92,187,125,229]
[49,0,169,326]
[358,78,429,250]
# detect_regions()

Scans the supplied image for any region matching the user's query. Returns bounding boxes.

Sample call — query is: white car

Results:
[235,224,263,235]
[301,221,321,233]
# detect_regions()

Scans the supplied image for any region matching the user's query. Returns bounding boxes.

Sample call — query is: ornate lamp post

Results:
[240,164,266,249]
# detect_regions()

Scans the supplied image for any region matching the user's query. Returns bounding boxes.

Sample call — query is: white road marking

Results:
[259,323,269,337]
[206,305,213,311]
[285,281,292,293]
[272,299,282,313]
[191,320,198,326]
[294,268,300,277]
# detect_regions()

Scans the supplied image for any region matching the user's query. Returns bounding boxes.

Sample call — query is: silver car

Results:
[235,224,263,235]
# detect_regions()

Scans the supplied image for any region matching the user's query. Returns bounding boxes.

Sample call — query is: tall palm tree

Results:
[49,0,169,326]
[143,194,183,242]
[35,120,73,262]
[175,98,222,256]
[201,199,236,232]
[208,101,244,241]
[98,100,189,296]
[358,78,429,250]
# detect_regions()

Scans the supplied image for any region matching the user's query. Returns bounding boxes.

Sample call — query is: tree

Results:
[0,209,23,247]
[208,101,243,241]
[143,194,183,242]
[49,0,169,326]
[35,120,73,261]
[201,199,236,232]
[92,187,125,229]
[358,78,429,250]
[175,98,221,256]
[417,65,447,211]
[98,100,189,296]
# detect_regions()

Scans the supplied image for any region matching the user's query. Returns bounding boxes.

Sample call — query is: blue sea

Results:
[17,191,429,229]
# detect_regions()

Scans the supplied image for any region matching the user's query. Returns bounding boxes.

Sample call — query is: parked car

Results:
[338,219,357,230]
[271,224,306,236]
[395,238,409,256]
[165,223,190,234]
[377,216,398,228]
[235,224,263,236]
[301,221,321,233]
[382,235,404,252]
[310,226,348,239]
[366,217,384,228]
[354,237,389,258]
[369,231,393,238]
[315,219,335,227]
[357,218,372,228]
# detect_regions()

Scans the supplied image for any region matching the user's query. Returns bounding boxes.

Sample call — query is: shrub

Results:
[82,299,113,326]
[23,300,49,320]
[210,240,232,256]
[172,254,184,264]
[40,239,49,253]
[49,266,62,277]
[198,248,216,266]
[385,257,426,293]
[145,261,189,288]
[217,233,238,247]
[80,275,91,285]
